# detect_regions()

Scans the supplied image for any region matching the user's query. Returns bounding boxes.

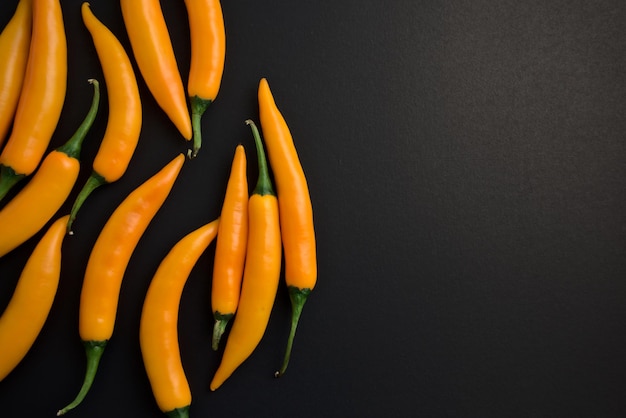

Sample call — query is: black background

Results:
[1,0,626,417]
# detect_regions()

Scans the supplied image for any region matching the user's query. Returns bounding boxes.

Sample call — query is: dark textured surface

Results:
[0,1,626,417]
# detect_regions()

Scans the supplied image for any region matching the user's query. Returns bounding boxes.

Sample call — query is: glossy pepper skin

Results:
[183,0,226,157]
[0,0,67,201]
[0,215,69,382]
[57,154,185,416]
[67,2,143,233]
[140,219,219,418]
[0,80,100,258]
[0,0,32,148]
[211,144,248,350]
[120,0,191,141]
[258,78,317,377]
[210,120,281,391]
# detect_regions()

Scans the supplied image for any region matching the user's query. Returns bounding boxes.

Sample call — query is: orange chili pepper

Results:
[0,0,67,202]
[210,120,281,391]
[0,0,32,148]
[0,79,99,258]
[57,154,185,416]
[184,0,226,157]
[211,144,248,350]
[257,78,317,377]
[120,0,191,141]
[0,215,69,382]
[140,219,219,418]
[66,2,143,233]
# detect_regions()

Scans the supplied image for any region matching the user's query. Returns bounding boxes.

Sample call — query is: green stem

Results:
[56,79,100,159]
[212,312,234,351]
[245,119,275,196]
[67,171,108,234]
[275,287,311,378]
[190,96,211,158]
[0,164,25,203]
[165,406,190,418]
[57,340,107,416]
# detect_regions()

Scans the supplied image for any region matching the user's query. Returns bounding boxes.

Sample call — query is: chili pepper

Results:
[0,215,69,382]
[140,219,219,418]
[120,0,191,142]
[0,79,99,258]
[57,153,185,416]
[183,0,225,157]
[0,0,32,149]
[211,144,248,350]
[0,0,67,202]
[66,2,143,234]
[257,78,317,377]
[210,120,281,391]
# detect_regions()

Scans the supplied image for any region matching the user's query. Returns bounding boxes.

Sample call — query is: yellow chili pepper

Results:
[140,219,219,418]
[0,79,99,258]
[0,214,69,382]
[57,153,185,416]
[0,0,32,148]
[211,144,248,350]
[258,78,317,377]
[0,0,67,201]
[66,2,143,233]
[120,0,191,141]
[184,0,226,157]
[210,120,281,391]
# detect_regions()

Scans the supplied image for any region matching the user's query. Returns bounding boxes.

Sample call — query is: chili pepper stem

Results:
[246,120,274,196]
[212,313,234,351]
[275,286,311,378]
[67,172,107,234]
[0,164,25,202]
[165,406,190,418]
[57,340,107,416]
[56,79,100,160]
[190,96,211,158]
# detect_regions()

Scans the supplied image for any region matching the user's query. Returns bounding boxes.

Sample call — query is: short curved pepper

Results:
[120,0,191,141]
[67,2,143,233]
[0,215,70,382]
[140,219,219,418]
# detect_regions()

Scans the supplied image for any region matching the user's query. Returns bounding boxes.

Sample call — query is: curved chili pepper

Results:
[57,153,185,416]
[66,2,143,234]
[0,79,99,258]
[140,219,219,418]
[0,215,69,382]
[120,0,191,141]
[257,78,317,377]
[184,0,225,157]
[0,0,32,149]
[0,0,67,202]
[210,120,281,391]
[211,144,248,350]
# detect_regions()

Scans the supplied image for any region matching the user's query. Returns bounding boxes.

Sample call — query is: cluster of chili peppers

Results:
[0,1,317,417]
